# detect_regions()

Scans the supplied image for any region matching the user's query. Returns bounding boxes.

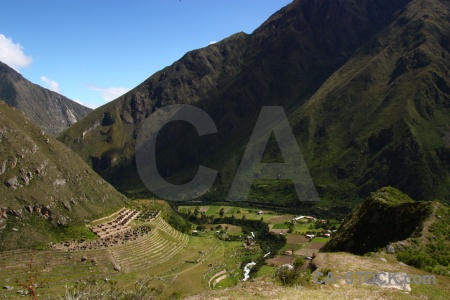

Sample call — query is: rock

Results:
[0,160,6,175]
[21,176,30,186]
[56,216,68,226]
[399,262,408,266]
[12,228,18,232]
[3,285,13,290]
[385,245,395,254]
[4,177,19,189]
[10,157,17,169]
[81,256,87,262]
[8,209,23,218]
[54,178,66,186]
[379,258,387,262]
[0,208,7,219]
[114,265,121,271]
[62,201,72,212]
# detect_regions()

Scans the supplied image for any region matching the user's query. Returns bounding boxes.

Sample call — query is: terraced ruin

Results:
[110,213,189,272]
[0,207,190,298]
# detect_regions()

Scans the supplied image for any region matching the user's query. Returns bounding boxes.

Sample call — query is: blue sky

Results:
[0,0,292,109]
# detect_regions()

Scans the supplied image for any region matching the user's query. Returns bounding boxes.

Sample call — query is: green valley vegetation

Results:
[395,201,450,275]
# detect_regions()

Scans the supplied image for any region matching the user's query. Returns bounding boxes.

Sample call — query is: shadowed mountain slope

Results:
[59,0,450,205]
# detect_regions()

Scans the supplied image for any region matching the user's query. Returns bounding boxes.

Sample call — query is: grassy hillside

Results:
[0,101,129,250]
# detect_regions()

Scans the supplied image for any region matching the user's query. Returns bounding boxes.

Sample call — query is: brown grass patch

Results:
[199,206,209,213]
[266,255,294,266]
[286,235,308,244]
[268,216,293,223]
[309,242,325,249]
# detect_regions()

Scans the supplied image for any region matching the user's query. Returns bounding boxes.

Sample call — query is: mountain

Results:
[321,187,433,255]
[0,101,129,250]
[0,61,92,136]
[322,187,450,275]
[58,0,450,205]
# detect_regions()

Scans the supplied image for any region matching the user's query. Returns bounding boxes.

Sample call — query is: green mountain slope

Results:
[0,61,92,136]
[58,0,450,206]
[0,101,129,250]
[322,187,450,275]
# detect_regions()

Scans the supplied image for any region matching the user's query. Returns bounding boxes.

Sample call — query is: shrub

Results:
[396,248,437,269]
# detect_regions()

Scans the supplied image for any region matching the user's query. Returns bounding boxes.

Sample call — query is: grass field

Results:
[204,224,243,235]
[311,237,330,243]
[272,223,289,229]
[0,204,249,299]
[178,205,294,222]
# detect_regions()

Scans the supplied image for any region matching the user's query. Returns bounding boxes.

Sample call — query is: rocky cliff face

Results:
[59,0,450,203]
[0,101,128,250]
[0,61,92,136]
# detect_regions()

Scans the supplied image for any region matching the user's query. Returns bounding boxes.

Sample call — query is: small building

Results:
[323,233,331,237]
[257,211,264,215]
[285,250,293,256]
[192,230,198,236]
[306,234,315,239]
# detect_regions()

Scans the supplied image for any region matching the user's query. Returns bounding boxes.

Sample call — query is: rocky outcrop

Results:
[321,187,434,255]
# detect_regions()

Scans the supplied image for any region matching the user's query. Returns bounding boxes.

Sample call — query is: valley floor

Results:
[0,203,449,299]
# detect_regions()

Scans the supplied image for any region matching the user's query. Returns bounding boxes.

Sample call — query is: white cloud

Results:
[73,99,97,109]
[209,41,217,45]
[0,34,32,70]
[40,76,60,93]
[88,85,130,102]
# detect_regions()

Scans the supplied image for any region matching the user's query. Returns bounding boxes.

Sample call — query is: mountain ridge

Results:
[58,0,450,205]
[0,61,92,136]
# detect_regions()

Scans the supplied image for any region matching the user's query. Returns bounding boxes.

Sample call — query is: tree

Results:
[193,206,200,218]
[293,257,305,270]
[200,213,208,224]
[219,208,225,218]
[288,223,294,233]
